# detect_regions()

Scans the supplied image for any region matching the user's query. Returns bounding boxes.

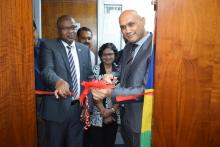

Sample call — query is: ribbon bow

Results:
[79,80,115,106]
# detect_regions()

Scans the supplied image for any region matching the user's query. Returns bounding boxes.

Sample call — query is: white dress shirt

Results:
[62,41,81,99]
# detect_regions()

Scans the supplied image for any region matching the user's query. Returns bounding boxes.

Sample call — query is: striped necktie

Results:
[67,46,78,99]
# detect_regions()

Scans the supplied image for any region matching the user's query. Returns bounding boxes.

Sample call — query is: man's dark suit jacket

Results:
[34,39,45,91]
[112,33,153,133]
[39,39,93,123]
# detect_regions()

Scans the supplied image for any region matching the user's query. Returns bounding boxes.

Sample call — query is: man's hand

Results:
[54,79,72,98]
[91,88,112,101]
[102,74,117,84]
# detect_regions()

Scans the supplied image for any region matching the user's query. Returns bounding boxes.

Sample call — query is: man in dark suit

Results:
[91,10,153,147]
[39,15,92,147]
[33,21,47,147]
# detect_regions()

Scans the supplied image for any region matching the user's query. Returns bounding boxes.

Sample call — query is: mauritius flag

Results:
[140,40,155,147]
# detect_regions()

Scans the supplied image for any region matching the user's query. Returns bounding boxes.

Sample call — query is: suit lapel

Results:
[126,34,153,78]
[132,34,152,66]
[57,39,71,75]
[75,42,83,82]
[57,41,84,83]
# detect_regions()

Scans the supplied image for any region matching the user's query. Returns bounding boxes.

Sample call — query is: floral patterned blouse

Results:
[90,63,121,127]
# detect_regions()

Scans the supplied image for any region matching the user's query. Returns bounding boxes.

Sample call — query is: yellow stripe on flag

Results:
[141,89,154,133]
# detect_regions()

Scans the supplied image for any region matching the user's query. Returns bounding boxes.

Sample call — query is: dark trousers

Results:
[89,123,118,147]
[36,95,47,147]
[46,102,84,147]
[82,129,91,147]
[121,125,140,147]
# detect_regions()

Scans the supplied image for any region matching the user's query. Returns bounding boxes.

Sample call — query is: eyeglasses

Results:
[102,53,115,57]
[58,25,77,31]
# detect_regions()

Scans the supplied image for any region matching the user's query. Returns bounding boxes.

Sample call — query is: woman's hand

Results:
[101,108,113,118]
[103,116,113,124]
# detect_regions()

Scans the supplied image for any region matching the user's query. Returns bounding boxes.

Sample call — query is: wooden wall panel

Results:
[0,0,37,147]
[42,0,97,52]
[153,0,220,147]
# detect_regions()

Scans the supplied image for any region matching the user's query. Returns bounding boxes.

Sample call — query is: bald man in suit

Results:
[39,15,92,147]
[91,10,153,147]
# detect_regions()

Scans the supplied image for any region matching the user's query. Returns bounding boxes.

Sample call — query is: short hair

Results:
[77,27,93,37]
[56,15,73,29]
[98,43,118,61]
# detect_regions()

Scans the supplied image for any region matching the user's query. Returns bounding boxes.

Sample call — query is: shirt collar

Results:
[134,32,151,47]
[61,40,76,48]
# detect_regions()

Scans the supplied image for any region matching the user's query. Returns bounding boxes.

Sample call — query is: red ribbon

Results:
[35,80,115,106]
[35,80,114,130]
[35,80,114,106]
[79,80,115,106]
[116,91,154,102]
[35,90,55,95]
[35,81,153,103]
[82,96,91,130]
[35,81,153,129]
[35,90,77,97]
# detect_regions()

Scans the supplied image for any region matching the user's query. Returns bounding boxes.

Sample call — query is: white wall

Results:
[33,0,42,38]
[98,0,155,50]
[121,0,155,32]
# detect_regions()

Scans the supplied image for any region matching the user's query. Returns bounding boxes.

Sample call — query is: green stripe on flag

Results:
[141,131,152,147]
